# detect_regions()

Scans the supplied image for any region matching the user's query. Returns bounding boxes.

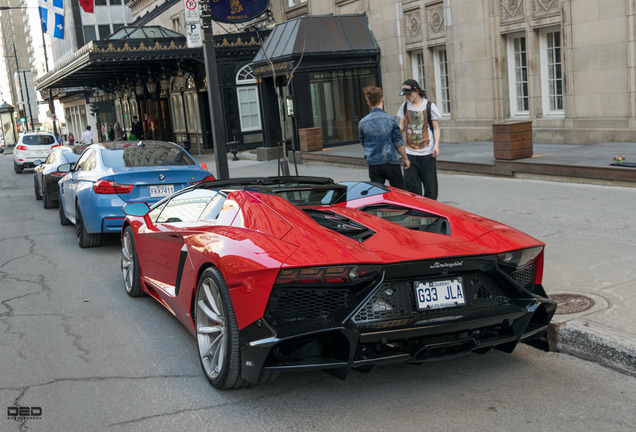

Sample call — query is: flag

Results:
[79,0,94,14]
[38,0,65,39]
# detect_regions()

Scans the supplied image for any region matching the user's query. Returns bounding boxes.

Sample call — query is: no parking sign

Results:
[183,0,202,47]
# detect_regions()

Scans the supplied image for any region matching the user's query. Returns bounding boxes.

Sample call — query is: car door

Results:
[136,189,222,298]
[60,149,96,222]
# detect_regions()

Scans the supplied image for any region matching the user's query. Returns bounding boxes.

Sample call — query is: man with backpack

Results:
[397,79,442,200]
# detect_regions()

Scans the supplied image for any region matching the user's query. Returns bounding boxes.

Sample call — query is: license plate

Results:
[149,184,174,197]
[415,278,465,310]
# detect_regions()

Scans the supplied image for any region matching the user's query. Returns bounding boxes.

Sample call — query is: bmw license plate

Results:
[415,278,465,310]
[149,184,174,197]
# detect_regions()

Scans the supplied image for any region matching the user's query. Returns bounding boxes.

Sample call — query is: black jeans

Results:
[368,164,405,189]
[404,154,438,199]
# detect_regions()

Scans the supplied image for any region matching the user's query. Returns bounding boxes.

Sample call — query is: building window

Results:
[287,0,307,6]
[172,16,181,33]
[507,34,529,116]
[83,26,97,43]
[236,65,261,132]
[434,48,450,115]
[411,51,426,91]
[540,28,563,116]
[98,25,111,39]
[309,68,376,145]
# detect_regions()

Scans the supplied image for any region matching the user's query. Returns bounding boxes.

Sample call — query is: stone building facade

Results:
[269,0,636,145]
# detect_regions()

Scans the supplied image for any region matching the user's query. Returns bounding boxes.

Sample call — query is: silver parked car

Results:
[13,132,59,173]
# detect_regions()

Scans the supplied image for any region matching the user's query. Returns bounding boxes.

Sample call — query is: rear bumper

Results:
[236,264,556,383]
[238,298,555,382]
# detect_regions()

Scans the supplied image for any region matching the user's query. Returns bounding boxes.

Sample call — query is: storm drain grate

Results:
[549,294,595,315]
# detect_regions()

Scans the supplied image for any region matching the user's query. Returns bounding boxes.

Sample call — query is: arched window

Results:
[235,64,261,132]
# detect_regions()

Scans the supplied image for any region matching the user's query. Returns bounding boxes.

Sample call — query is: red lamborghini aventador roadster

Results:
[120,177,556,389]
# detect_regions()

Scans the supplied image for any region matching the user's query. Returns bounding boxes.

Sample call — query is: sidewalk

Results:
[194,140,636,376]
[298,141,636,187]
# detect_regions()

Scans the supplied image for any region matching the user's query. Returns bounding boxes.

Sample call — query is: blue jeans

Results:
[404,154,438,200]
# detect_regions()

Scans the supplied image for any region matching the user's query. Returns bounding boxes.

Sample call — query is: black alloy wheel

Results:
[75,203,102,248]
[43,185,56,209]
[34,176,42,200]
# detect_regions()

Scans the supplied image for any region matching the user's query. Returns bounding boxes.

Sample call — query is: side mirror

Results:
[123,202,150,217]
[33,160,41,167]
[57,163,72,173]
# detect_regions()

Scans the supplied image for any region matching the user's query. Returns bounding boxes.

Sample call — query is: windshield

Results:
[23,135,55,145]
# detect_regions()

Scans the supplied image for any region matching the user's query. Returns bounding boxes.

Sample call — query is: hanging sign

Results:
[184,0,200,23]
[209,0,269,23]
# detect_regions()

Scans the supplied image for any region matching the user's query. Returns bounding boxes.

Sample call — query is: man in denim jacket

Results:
[358,86,410,188]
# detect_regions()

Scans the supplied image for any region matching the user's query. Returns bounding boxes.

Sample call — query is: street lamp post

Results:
[1,5,57,136]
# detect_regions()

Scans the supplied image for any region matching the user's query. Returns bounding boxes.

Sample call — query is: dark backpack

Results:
[403,100,433,132]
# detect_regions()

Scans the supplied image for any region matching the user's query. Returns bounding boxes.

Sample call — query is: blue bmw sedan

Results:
[57,140,215,248]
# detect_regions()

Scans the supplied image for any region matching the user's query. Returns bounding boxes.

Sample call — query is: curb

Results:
[551,322,636,376]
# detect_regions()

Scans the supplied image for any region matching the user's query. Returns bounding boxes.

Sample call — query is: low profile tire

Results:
[195,267,245,390]
[59,201,71,225]
[121,226,144,297]
[76,204,101,248]
[14,162,23,174]
[43,187,56,209]
[34,177,42,200]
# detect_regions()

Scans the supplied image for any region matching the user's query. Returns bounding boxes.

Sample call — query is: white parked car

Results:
[13,132,59,173]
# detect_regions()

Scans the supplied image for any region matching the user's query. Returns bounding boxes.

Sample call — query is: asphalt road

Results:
[1,152,635,431]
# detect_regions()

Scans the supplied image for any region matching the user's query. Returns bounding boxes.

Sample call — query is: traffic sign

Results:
[184,0,200,23]
[185,22,203,48]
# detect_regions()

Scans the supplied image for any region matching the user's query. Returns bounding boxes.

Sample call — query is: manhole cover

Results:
[549,294,595,315]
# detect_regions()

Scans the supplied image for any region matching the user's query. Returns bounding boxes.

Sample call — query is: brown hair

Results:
[364,86,383,107]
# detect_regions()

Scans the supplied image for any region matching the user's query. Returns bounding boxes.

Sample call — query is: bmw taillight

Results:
[275,264,382,285]
[190,175,216,185]
[16,145,27,150]
[93,179,134,194]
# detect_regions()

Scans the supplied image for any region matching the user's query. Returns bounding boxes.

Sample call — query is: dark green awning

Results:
[252,14,379,77]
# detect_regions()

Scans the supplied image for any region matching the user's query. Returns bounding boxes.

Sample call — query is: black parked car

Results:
[33,147,80,208]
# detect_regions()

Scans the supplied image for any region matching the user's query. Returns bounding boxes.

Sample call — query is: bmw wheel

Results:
[76,204,102,248]
[195,267,244,389]
[121,226,143,297]
[34,177,42,200]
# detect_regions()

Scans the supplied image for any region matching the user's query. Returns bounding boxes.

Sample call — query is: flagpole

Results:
[40,21,58,138]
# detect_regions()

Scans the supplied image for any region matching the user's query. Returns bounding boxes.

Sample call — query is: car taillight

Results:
[190,175,216,185]
[497,246,543,269]
[16,145,27,150]
[275,264,382,285]
[93,179,134,194]
[50,172,67,178]
[51,144,61,149]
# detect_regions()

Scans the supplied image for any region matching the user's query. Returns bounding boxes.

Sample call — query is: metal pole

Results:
[200,5,229,179]
[181,90,190,145]
[41,27,58,137]
[12,42,28,131]
[22,70,34,130]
